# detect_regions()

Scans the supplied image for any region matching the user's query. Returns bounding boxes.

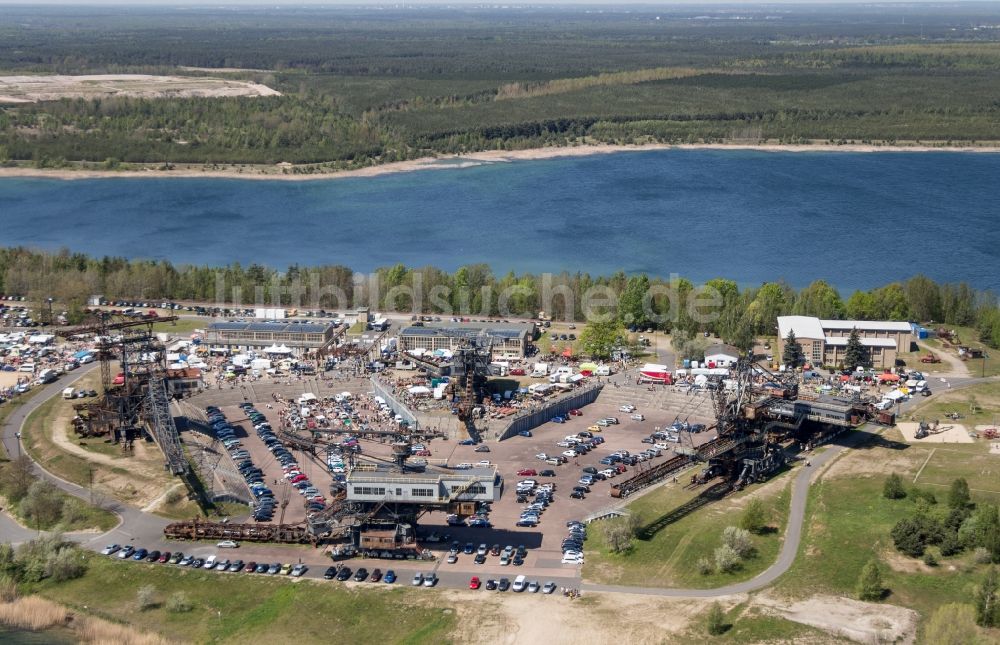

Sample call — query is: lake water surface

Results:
[1,149,997,293]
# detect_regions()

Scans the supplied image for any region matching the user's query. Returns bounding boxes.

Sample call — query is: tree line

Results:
[2,247,998,350]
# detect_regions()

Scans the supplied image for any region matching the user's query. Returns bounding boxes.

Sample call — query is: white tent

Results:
[264,344,293,355]
[694,374,709,387]
[884,389,907,401]
[298,393,318,403]
[407,385,432,396]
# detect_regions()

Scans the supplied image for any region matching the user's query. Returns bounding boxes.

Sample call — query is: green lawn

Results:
[38,557,456,645]
[930,326,1000,377]
[774,445,1000,639]
[151,317,210,335]
[907,380,1000,431]
[583,476,791,588]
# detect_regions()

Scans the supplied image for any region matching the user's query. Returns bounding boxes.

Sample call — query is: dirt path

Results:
[917,341,969,378]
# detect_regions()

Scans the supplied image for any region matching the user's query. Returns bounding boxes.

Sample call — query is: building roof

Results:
[347,464,496,484]
[166,367,203,379]
[400,323,529,341]
[704,343,741,358]
[819,319,913,333]
[779,315,912,340]
[824,337,897,348]
[208,321,332,335]
[777,316,826,340]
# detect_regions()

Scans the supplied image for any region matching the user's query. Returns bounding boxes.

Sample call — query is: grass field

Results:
[774,430,1000,640]
[908,380,1000,432]
[37,556,456,645]
[19,379,201,519]
[151,318,209,335]
[583,475,791,588]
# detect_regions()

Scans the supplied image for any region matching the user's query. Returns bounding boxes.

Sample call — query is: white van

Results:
[19,362,35,373]
[62,387,76,400]
[512,575,527,592]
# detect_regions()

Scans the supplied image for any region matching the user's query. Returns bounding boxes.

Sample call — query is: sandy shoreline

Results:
[1,142,998,182]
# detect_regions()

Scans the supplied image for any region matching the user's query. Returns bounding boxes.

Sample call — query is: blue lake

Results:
[1,149,997,293]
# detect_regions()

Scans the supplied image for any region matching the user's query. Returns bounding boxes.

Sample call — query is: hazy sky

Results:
[0,0,948,4]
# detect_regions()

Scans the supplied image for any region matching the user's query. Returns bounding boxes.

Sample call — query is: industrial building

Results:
[204,321,339,356]
[777,316,914,368]
[345,464,499,505]
[704,343,741,367]
[398,322,534,360]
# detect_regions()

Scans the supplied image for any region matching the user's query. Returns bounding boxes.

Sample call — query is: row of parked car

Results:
[561,521,587,565]
[323,565,397,584]
[101,542,308,577]
[469,575,557,593]
[514,480,554,527]
[447,542,529,567]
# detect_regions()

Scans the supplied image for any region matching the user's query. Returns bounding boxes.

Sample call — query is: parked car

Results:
[217,540,239,549]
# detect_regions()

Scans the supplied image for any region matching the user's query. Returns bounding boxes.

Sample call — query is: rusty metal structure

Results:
[55,313,188,475]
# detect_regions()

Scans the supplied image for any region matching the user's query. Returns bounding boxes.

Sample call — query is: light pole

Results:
[46,297,54,326]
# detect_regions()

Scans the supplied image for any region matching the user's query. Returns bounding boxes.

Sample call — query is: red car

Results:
[415,450,432,457]
[290,474,308,484]
[158,551,171,563]
[469,576,481,590]
[510,368,526,376]
[569,409,582,416]
[615,464,627,474]
[516,469,537,477]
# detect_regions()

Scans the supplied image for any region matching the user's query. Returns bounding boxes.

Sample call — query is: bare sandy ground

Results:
[1,141,999,182]
[896,422,973,444]
[0,74,280,103]
[0,373,23,389]
[755,592,919,645]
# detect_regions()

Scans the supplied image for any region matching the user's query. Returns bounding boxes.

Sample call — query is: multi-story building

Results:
[204,321,339,356]
[398,322,533,360]
[777,316,914,369]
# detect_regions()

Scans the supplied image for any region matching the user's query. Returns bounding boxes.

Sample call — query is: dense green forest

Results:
[1,6,1000,168]
[3,247,999,352]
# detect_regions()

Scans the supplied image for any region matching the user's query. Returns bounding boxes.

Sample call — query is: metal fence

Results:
[370,377,420,430]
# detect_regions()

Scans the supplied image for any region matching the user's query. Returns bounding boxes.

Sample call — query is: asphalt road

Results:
[0,365,990,596]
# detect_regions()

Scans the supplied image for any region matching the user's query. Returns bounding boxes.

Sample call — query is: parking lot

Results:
[188,374,719,589]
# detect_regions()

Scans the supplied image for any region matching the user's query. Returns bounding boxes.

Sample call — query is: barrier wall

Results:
[370,377,420,430]
[496,383,604,441]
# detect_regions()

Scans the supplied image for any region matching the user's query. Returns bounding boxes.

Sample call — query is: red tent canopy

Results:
[879,373,900,382]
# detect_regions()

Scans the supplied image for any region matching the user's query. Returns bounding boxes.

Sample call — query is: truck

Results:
[920,353,941,364]
[37,368,57,384]
[62,387,76,400]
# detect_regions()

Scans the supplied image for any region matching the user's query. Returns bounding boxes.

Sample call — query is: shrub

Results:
[714,545,741,573]
[974,547,993,565]
[45,548,86,583]
[166,591,193,613]
[165,488,185,505]
[883,473,906,499]
[696,557,713,576]
[975,567,998,628]
[891,518,927,557]
[925,604,981,644]
[137,585,157,611]
[739,498,766,534]
[856,560,886,601]
[706,602,728,636]
[722,526,754,559]
[923,552,938,567]
[939,532,963,557]
[948,478,972,510]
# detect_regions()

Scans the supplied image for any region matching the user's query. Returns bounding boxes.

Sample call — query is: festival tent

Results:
[878,373,900,382]
[407,385,432,396]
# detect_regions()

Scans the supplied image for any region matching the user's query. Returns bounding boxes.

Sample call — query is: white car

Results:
[411,572,424,586]
[619,404,635,413]
[203,555,217,569]
[423,573,437,587]
[561,555,585,564]
[475,460,492,468]
[535,453,549,461]
[599,469,616,478]
[561,450,578,458]
[555,441,572,448]
[631,413,645,421]
[217,540,239,549]
[455,463,473,469]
